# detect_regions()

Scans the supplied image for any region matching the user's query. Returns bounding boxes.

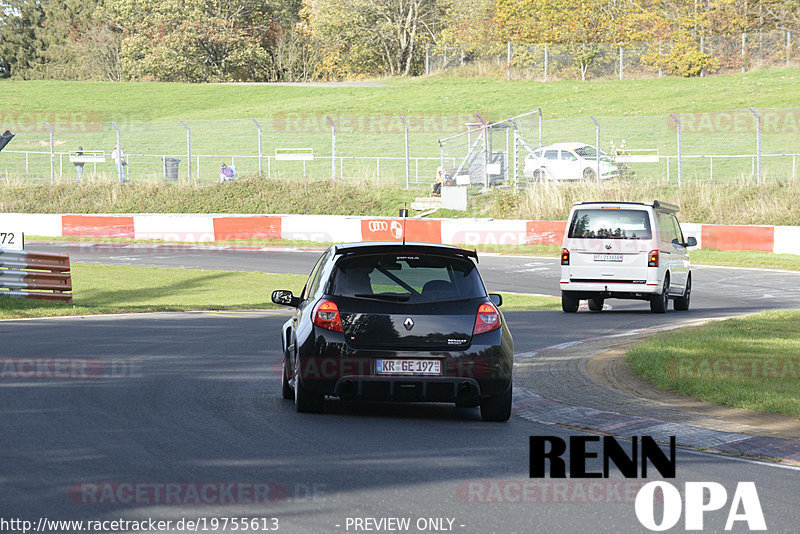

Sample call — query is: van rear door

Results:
[565,207,652,284]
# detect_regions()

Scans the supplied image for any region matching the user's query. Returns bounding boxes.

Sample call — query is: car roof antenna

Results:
[399,205,408,245]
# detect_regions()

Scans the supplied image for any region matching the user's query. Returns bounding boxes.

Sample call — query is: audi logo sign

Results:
[366,220,404,240]
[368,220,389,232]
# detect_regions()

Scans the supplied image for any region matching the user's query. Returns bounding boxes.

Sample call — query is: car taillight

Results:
[561,248,570,265]
[313,299,343,333]
[648,250,659,267]
[473,302,500,335]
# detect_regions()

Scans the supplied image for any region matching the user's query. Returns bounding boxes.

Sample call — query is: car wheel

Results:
[588,297,604,311]
[562,292,579,313]
[583,167,597,181]
[533,169,544,181]
[674,275,691,311]
[294,359,324,413]
[480,383,512,422]
[281,357,293,400]
[650,276,670,313]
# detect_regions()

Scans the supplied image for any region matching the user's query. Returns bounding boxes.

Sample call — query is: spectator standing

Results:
[111,144,127,183]
[73,146,85,183]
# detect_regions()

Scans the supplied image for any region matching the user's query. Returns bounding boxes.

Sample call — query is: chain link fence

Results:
[427,31,798,80]
[1,108,798,188]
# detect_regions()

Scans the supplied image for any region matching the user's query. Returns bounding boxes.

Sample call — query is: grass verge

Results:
[627,311,800,417]
[0,263,557,319]
[691,249,800,271]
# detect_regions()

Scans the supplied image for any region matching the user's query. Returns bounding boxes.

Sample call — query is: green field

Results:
[628,311,800,417]
[1,68,799,185]
[4,69,800,120]
[0,263,557,320]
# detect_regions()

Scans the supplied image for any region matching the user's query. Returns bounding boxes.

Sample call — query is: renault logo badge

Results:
[403,317,414,331]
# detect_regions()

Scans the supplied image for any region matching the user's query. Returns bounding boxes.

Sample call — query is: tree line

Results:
[1,0,798,82]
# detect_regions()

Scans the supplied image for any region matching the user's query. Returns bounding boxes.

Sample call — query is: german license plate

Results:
[594,254,623,262]
[376,359,442,376]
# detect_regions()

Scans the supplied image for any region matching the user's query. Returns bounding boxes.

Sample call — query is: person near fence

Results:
[73,146,85,183]
[220,162,236,182]
[111,144,127,183]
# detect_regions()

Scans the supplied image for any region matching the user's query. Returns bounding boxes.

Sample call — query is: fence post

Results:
[180,120,192,183]
[670,113,682,187]
[399,115,410,189]
[544,43,549,82]
[537,107,543,147]
[326,116,336,180]
[740,33,746,73]
[251,118,263,176]
[110,121,123,183]
[619,47,623,80]
[43,122,54,184]
[507,42,512,80]
[514,127,521,192]
[425,45,430,76]
[748,107,762,185]
[590,116,600,183]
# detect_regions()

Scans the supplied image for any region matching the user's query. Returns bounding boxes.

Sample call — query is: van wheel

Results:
[583,168,597,181]
[562,292,579,313]
[588,297,604,311]
[674,275,691,311]
[650,277,670,313]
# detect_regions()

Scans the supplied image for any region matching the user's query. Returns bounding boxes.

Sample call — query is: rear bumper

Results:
[332,375,490,403]
[560,280,661,297]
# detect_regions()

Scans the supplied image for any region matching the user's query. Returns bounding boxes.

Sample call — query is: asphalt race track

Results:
[2,242,800,533]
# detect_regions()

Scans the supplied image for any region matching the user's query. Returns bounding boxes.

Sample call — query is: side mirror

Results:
[686,236,697,247]
[272,290,300,307]
[489,294,503,307]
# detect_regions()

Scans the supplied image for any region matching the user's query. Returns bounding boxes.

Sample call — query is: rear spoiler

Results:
[573,200,679,212]
[332,242,479,262]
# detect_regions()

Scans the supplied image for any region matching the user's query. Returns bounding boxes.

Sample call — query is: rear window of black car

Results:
[330,254,486,303]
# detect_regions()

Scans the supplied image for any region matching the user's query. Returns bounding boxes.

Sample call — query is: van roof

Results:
[572,200,679,213]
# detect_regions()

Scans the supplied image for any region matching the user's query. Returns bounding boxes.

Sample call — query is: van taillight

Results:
[648,250,659,267]
[561,248,570,265]
[313,299,343,332]
[473,303,500,335]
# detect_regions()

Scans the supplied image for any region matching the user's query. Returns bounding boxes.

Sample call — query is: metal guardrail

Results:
[0,250,73,302]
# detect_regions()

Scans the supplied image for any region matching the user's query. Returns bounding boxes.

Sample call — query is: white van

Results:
[559,201,696,313]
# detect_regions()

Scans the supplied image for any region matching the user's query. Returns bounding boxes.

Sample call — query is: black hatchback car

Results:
[271,242,514,421]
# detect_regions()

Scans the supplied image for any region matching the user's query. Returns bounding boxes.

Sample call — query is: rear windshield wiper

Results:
[353,293,411,302]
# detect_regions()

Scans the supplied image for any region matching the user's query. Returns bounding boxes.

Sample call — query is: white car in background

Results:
[523,142,619,182]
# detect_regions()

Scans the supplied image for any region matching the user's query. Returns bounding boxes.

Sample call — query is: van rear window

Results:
[568,209,652,239]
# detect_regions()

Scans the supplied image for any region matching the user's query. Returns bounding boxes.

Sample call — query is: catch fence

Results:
[1,108,798,188]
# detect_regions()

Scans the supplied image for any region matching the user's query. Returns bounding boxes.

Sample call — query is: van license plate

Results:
[594,254,623,262]
[376,359,442,375]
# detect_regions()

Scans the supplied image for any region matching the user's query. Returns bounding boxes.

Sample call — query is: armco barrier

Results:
[0,212,797,255]
[0,249,73,302]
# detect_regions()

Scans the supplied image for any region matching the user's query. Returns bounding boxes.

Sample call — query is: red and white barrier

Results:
[0,213,796,255]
